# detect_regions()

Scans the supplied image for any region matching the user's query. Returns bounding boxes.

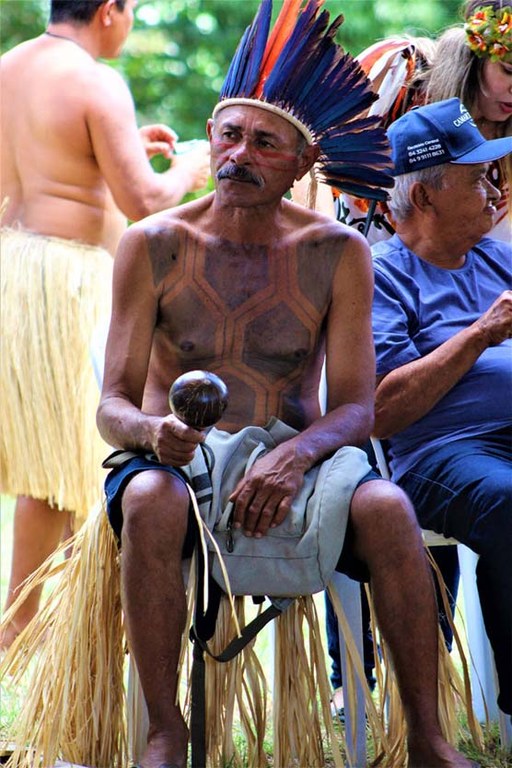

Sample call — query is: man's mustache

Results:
[217,164,264,187]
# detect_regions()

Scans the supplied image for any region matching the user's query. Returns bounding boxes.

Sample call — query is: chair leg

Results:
[458,545,498,721]
[458,545,512,748]
[330,571,367,767]
[127,655,149,764]
[498,708,512,749]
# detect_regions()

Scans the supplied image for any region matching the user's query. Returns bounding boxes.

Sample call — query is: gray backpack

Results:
[185,417,371,599]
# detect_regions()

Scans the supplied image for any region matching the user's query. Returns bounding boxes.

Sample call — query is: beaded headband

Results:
[213,0,394,200]
[464,5,512,62]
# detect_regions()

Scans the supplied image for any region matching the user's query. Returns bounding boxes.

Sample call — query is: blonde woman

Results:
[426,0,512,241]
[337,1,511,243]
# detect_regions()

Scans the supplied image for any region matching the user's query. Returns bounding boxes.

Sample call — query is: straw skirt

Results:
[0,228,113,524]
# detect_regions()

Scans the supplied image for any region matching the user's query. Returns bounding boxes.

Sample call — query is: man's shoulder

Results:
[287,200,370,253]
[371,234,406,268]
[473,235,512,257]
[75,57,130,107]
[2,37,127,104]
[1,36,38,63]
[124,195,214,241]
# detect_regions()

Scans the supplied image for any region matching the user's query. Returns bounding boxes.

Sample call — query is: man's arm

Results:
[374,290,512,438]
[96,222,204,465]
[86,64,209,220]
[230,225,376,537]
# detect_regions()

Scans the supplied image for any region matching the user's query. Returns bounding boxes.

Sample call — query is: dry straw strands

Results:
[203,597,268,767]
[0,228,113,526]
[273,595,345,768]
[426,551,485,751]
[1,501,485,767]
[1,505,127,768]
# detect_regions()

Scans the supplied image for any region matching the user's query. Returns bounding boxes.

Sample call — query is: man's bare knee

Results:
[350,479,422,556]
[122,471,190,550]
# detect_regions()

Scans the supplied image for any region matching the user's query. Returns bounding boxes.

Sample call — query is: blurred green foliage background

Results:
[1,0,462,143]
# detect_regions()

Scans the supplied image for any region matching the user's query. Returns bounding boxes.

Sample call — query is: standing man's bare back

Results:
[0,0,210,650]
[1,1,209,255]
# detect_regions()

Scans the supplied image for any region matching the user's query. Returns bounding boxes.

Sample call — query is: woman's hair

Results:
[463,0,510,19]
[50,1,126,24]
[426,0,512,135]
[425,27,481,112]
[387,165,447,222]
[425,0,511,209]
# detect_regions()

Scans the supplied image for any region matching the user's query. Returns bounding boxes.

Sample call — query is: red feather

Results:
[255,0,323,96]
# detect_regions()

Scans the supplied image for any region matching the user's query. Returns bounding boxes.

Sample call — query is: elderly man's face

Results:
[207,105,317,207]
[428,162,501,246]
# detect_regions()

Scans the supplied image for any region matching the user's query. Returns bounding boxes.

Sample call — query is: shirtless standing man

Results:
[0,0,210,648]
[97,3,474,766]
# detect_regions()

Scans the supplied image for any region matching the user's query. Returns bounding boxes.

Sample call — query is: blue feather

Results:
[326,164,393,182]
[263,4,324,98]
[238,0,272,95]
[288,42,336,113]
[221,25,252,98]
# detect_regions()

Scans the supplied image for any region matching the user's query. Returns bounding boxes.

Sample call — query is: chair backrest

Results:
[370,436,391,480]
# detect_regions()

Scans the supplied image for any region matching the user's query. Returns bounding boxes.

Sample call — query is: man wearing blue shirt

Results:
[372,97,512,718]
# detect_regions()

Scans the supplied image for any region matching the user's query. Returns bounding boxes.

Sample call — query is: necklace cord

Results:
[44,30,86,52]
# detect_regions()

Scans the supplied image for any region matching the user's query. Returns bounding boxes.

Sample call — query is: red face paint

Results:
[211,135,300,173]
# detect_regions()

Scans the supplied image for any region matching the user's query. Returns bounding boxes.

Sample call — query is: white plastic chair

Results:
[329,572,368,767]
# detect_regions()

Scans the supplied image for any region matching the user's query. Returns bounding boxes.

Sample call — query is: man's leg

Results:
[1,495,70,649]
[349,479,474,767]
[121,469,191,768]
[399,431,512,716]
[325,591,343,690]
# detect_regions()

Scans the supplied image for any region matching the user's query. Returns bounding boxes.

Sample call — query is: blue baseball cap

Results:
[388,97,512,176]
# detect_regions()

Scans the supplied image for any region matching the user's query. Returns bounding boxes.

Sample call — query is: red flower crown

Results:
[464,5,512,62]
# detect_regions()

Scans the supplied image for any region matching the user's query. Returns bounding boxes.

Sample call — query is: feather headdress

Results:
[212,0,394,200]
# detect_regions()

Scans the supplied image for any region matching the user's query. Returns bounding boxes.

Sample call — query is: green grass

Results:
[1,495,511,766]
[0,496,14,608]
[0,496,30,737]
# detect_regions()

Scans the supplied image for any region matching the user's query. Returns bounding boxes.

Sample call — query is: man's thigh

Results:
[399,433,511,555]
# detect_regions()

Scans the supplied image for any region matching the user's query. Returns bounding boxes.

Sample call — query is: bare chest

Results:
[154,236,336,369]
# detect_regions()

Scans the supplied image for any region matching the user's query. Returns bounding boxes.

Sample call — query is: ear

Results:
[409,181,435,214]
[98,0,118,27]
[206,119,214,141]
[295,143,320,181]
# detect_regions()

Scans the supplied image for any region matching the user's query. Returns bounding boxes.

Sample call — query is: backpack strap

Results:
[189,586,284,768]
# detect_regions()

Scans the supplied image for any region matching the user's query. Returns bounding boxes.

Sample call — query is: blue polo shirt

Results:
[371,234,512,481]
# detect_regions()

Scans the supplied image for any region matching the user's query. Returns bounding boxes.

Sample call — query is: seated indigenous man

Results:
[371,98,512,719]
[97,3,474,767]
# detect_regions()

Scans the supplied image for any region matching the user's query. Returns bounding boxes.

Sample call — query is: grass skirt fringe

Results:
[0,511,348,767]
[0,505,126,767]
[0,509,486,767]
[0,228,112,524]
[327,551,485,768]
[203,597,268,767]
[273,595,346,768]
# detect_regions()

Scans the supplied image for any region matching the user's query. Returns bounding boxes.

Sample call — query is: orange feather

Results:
[357,38,412,76]
[255,0,323,96]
